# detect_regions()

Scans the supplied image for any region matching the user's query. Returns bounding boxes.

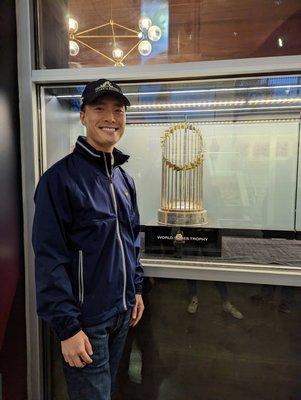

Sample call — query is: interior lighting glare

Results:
[129,119,299,127]
[139,16,152,31]
[54,95,301,109]
[129,98,301,109]
[278,37,284,47]
[124,84,301,96]
[56,95,82,99]
[57,89,301,100]
[69,40,79,56]
[138,40,152,56]
[128,105,301,115]
[130,100,247,109]
[249,97,301,104]
[69,18,78,34]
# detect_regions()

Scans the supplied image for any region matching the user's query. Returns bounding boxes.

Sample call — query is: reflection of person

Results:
[187,280,243,319]
[117,278,162,400]
[32,79,144,400]
[173,229,185,258]
[251,285,295,313]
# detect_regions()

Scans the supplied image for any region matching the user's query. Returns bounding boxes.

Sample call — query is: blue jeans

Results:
[63,309,131,400]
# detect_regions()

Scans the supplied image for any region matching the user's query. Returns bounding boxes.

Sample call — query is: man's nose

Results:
[103,111,116,123]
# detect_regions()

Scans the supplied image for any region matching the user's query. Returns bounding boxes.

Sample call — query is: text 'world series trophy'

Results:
[158,122,208,226]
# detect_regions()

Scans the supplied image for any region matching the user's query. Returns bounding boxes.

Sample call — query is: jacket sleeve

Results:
[131,179,144,294]
[32,171,82,341]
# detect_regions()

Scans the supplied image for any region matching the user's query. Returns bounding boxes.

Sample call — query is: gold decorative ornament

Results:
[68,14,161,67]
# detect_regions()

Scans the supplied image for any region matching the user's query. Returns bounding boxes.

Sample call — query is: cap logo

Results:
[95,81,119,94]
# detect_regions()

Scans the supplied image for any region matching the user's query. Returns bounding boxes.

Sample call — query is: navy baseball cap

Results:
[80,79,130,109]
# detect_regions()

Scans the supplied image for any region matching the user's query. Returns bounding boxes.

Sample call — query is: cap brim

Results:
[83,90,131,108]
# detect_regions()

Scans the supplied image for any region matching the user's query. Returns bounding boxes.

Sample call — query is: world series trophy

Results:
[158,122,208,226]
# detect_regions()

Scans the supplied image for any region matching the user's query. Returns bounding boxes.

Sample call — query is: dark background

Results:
[0,0,27,399]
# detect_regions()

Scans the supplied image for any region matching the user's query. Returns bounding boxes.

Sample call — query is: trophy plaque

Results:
[158,122,208,226]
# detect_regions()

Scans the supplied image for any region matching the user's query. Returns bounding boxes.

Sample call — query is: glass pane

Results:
[50,279,301,399]
[36,0,301,69]
[41,75,301,268]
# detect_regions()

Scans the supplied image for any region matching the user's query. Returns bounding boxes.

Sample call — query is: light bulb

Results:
[112,47,124,60]
[148,25,161,42]
[138,40,152,56]
[69,40,79,56]
[278,37,284,47]
[138,16,152,31]
[137,32,143,39]
[69,18,78,34]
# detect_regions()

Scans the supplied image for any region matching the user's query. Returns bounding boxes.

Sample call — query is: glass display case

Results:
[15,0,301,398]
[40,74,301,268]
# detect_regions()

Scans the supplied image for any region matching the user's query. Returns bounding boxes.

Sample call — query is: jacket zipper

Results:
[78,250,84,306]
[103,153,127,311]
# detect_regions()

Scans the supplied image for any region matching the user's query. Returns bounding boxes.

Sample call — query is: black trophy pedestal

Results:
[144,225,222,257]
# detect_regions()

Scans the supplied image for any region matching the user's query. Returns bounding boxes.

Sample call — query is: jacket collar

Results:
[74,136,129,175]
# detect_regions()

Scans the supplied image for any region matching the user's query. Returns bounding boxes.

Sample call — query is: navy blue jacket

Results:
[32,136,143,340]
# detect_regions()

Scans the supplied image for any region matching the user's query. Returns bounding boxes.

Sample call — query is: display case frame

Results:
[16,1,301,399]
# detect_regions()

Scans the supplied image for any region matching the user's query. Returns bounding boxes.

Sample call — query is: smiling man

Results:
[32,79,144,400]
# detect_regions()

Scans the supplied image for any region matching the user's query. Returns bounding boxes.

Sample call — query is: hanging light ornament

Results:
[68,17,78,34]
[138,16,162,57]
[68,18,79,56]
[138,40,152,56]
[112,47,124,66]
[148,25,162,42]
[67,14,162,64]
[138,16,152,32]
[69,40,79,56]
[112,47,124,60]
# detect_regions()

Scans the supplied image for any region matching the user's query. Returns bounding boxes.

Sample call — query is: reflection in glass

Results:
[36,0,301,69]
[49,279,301,399]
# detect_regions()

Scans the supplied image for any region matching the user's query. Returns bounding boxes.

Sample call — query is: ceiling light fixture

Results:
[68,15,161,66]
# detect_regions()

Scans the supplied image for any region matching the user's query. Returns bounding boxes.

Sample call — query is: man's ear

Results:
[80,111,86,126]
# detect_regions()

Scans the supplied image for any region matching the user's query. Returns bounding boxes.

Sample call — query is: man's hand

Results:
[61,330,93,368]
[130,294,144,327]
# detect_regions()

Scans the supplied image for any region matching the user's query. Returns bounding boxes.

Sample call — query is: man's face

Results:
[80,95,126,152]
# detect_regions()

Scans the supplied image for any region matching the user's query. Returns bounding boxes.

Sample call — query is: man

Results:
[32,79,144,400]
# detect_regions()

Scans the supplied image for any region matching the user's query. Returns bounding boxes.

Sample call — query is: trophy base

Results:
[158,209,208,226]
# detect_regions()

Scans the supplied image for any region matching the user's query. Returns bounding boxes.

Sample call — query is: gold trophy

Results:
[158,122,208,226]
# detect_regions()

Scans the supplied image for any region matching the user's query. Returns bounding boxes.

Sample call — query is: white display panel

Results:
[118,122,300,230]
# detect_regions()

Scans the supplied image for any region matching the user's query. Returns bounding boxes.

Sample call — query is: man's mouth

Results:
[99,127,118,133]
